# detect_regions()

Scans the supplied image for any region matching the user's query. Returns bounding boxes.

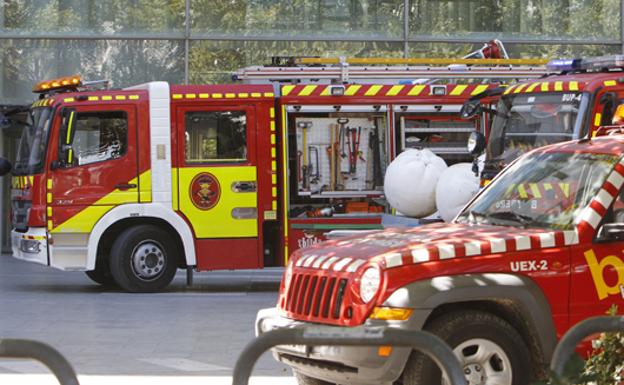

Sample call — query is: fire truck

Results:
[464,55,624,185]
[1,55,546,292]
[256,128,624,385]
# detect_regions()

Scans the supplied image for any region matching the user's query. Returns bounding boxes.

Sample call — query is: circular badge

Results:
[189,173,220,210]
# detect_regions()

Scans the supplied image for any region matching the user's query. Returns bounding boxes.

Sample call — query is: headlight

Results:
[359,266,381,303]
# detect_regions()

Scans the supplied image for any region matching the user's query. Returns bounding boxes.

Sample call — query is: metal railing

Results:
[550,316,624,377]
[0,338,80,385]
[232,326,465,385]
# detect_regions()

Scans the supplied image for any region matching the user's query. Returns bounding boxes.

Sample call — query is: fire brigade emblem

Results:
[190,173,220,210]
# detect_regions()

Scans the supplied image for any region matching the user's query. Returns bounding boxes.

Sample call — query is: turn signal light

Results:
[33,75,81,93]
[368,307,413,321]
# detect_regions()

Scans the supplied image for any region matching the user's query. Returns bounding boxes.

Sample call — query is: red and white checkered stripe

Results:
[577,159,624,234]
[294,229,580,271]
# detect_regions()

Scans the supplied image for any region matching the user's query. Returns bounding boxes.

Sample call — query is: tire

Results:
[85,259,115,287]
[294,371,334,385]
[401,310,532,385]
[109,225,179,292]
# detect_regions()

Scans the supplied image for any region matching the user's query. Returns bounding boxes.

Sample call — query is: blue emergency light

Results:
[546,58,582,72]
[547,55,624,73]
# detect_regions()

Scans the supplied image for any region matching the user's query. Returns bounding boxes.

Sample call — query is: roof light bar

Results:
[547,55,624,73]
[580,55,624,71]
[546,58,582,72]
[33,75,82,93]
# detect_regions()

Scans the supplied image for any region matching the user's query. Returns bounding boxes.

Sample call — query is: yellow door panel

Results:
[178,166,258,238]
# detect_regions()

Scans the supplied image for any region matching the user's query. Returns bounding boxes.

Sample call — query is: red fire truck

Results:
[1,58,545,292]
[464,55,624,185]
[257,128,624,385]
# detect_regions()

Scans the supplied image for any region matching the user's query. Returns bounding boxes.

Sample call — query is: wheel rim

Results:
[130,240,167,281]
[442,338,513,385]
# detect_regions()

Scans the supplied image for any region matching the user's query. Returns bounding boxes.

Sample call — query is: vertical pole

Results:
[403,0,409,58]
[184,0,190,84]
[621,0,624,54]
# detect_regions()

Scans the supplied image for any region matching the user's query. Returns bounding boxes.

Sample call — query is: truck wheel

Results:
[294,371,334,385]
[85,259,115,287]
[109,225,178,293]
[401,310,531,385]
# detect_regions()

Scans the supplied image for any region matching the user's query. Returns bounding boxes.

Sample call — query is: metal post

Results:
[0,338,80,385]
[550,316,624,377]
[232,326,465,385]
[184,0,191,84]
[621,0,624,54]
[403,0,409,58]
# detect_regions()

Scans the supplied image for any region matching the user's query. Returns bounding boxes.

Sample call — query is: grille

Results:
[285,272,349,320]
[11,200,31,231]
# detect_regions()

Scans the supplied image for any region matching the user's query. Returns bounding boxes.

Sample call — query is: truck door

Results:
[48,105,139,232]
[570,188,624,327]
[176,105,259,269]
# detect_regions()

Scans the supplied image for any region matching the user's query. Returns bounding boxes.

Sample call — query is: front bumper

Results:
[256,307,412,385]
[11,228,48,266]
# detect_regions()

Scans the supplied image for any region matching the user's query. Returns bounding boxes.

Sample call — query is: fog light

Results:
[20,239,40,253]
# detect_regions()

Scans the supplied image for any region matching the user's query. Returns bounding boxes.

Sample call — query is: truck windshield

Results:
[487,92,589,163]
[457,151,618,230]
[13,107,53,176]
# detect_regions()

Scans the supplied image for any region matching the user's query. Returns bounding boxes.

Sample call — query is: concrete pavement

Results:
[0,254,296,384]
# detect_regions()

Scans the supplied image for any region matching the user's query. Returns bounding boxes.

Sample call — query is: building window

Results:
[185,110,247,163]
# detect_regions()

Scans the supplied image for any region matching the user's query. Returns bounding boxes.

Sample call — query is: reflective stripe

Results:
[383,253,403,267]
[515,236,531,251]
[386,85,404,96]
[365,85,383,96]
[450,84,468,96]
[408,85,425,96]
[471,84,489,95]
[345,85,361,96]
[411,248,430,262]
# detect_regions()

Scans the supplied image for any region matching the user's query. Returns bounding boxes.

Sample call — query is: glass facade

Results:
[0,0,622,104]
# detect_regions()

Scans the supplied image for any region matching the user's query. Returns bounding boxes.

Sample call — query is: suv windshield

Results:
[457,151,618,230]
[487,92,589,163]
[13,107,53,175]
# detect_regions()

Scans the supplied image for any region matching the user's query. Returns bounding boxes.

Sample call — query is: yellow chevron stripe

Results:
[513,84,527,94]
[540,82,549,92]
[299,85,317,96]
[471,85,489,95]
[365,85,383,96]
[504,85,516,95]
[345,85,362,96]
[320,86,331,96]
[408,85,426,96]
[282,85,295,96]
[450,84,468,96]
[525,82,540,93]
[594,113,602,127]
[529,184,542,198]
[554,81,563,92]
[569,81,579,91]
[604,80,617,87]
[386,85,404,96]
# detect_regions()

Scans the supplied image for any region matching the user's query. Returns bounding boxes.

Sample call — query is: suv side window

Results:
[184,110,247,163]
[67,111,128,167]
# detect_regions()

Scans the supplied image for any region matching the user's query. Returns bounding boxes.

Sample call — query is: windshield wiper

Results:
[486,211,534,228]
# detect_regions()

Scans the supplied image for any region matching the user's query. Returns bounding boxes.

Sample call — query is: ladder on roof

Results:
[233,57,549,85]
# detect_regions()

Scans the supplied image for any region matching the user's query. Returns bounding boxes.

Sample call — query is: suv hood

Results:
[292,222,579,272]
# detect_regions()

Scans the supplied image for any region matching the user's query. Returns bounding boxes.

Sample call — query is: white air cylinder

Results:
[435,163,480,222]
[384,149,447,218]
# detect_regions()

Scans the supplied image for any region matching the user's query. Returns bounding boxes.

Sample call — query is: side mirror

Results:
[467,131,486,155]
[0,157,11,176]
[598,223,624,241]
[460,99,482,119]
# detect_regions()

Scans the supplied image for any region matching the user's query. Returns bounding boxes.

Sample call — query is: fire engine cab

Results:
[464,55,624,186]
[257,130,624,385]
[2,56,545,292]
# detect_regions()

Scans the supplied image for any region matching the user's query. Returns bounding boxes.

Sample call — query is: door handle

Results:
[115,183,137,190]
[232,181,257,193]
